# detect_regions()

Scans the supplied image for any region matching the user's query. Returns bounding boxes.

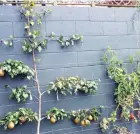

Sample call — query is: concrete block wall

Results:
[0,5,140,134]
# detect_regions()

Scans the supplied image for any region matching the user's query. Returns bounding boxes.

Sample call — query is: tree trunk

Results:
[32,49,41,134]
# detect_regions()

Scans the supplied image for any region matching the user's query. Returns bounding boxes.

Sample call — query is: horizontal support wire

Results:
[0,0,139,7]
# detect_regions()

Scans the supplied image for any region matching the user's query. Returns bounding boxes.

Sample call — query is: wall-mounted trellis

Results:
[0,1,140,134]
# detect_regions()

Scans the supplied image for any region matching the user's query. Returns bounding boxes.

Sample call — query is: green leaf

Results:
[71,40,74,45]
[47,90,51,94]
[18,66,22,70]
[28,32,32,36]
[47,9,52,13]
[9,35,13,39]
[17,98,20,103]
[30,94,33,100]
[50,32,56,39]
[25,10,30,16]
[3,40,8,45]
[58,36,64,42]
[30,20,34,26]
[5,85,9,88]
[79,36,83,41]
[32,34,36,39]
[65,41,70,46]
[25,24,29,29]
[27,76,31,80]
[42,39,47,48]
[129,55,134,64]
[8,41,13,47]
[61,42,65,47]
[37,46,42,52]
[37,19,42,24]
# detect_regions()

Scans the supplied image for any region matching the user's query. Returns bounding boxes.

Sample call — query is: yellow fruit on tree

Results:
[74,117,80,124]
[19,116,26,123]
[88,115,93,121]
[85,120,90,126]
[80,120,85,126]
[50,117,56,124]
[0,69,5,77]
[8,122,15,129]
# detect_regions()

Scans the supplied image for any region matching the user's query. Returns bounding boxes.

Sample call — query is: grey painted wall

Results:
[0,5,140,134]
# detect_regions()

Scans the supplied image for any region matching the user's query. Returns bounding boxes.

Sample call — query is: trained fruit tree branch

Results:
[21,1,45,133]
[32,49,41,134]
[0,1,84,133]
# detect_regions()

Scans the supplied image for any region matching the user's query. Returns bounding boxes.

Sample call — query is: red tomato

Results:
[130,113,135,120]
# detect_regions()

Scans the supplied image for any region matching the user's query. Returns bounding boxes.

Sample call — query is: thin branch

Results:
[41,116,46,121]
[5,85,13,90]
[32,94,39,101]
[31,77,37,82]
[56,90,59,101]
[133,108,140,111]
[41,90,47,96]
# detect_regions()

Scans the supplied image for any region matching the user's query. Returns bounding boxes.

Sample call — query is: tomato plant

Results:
[100,46,140,132]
